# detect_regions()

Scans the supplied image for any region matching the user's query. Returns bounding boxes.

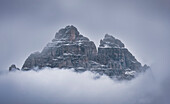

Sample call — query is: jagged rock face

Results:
[9,64,20,71]
[99,34,125,48]
[22,25,97,70]
[97,34,141,71]
[22,25,148,80]
[54,25,79,41]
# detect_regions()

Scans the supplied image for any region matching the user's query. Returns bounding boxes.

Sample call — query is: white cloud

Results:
[0,67,164,104]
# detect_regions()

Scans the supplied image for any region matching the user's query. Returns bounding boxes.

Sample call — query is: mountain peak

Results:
[54,25,79,41]
[104,34,113,38]
[19,25,148,80]
[99,34,125,48]
[65,25,78,31]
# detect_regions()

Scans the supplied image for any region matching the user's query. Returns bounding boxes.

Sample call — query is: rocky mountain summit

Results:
[10,25,149,80]
[9,64,20,71]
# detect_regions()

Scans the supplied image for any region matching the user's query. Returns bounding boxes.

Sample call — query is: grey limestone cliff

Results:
[17,25,149,80]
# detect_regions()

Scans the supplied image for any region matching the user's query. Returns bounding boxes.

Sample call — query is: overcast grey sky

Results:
[0,0,170,103]
[0,0,170,70]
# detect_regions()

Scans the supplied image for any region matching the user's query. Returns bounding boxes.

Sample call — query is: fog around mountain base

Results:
[0,64,169,104]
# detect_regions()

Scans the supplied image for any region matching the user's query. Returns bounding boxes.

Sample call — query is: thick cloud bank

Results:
[0,67,168,104]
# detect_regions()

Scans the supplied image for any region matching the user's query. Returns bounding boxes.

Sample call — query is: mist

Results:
[0,68,162,104]
[0,0,170,104]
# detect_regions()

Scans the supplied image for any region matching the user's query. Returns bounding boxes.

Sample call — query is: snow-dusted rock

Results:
[21,25,149,80]
[22,25,97,70]
[97,34,142,71]
[99,34,125,48]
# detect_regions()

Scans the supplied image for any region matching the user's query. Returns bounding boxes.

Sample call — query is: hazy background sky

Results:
[0,0,169,70]
[0,0,170,104]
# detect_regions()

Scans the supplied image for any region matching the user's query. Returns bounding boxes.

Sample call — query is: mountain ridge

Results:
[9,25,149,80]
